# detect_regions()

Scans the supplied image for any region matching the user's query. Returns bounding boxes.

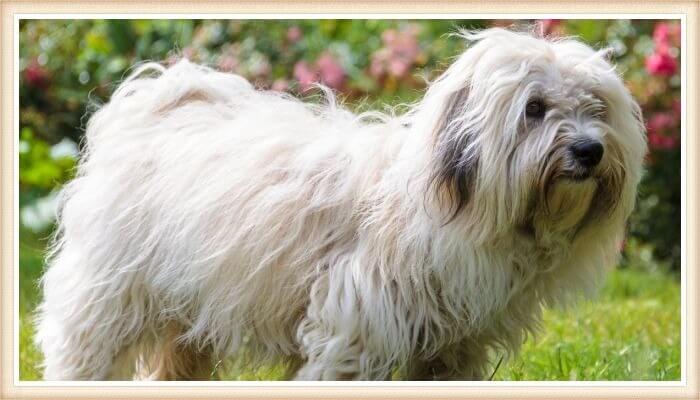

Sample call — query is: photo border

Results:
[1,1,697,399]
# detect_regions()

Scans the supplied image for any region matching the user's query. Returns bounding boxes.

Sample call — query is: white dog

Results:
[35,28,646,381]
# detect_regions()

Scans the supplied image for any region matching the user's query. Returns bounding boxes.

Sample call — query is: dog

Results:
[35,28,646,381]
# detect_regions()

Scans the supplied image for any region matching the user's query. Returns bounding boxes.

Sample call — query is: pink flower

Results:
[648,132,678,150]
[645,50,677,76]
[271,79,289,92]
[384,26,420,62]
[316,53,346,90]
[23,60,50,89]
[369,49,390,78]
[370,25,422,80]
[647,112,676,134]
[293,53,346,92]
[293,61,318,92]
[538,19,562,36]
[646,22,680,77]
[653,22,681,52]
[287,26,303,43]
[646,112,679,150]
[672,99,682,117]
[388,58,410,78]
[217,55,238,72]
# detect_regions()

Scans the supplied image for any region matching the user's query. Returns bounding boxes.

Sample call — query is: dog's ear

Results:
[427,88,480,224]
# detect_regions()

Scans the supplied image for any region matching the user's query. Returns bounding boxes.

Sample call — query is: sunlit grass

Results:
[492,268,680,380]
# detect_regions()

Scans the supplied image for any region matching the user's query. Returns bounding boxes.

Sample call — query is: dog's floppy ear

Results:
[427,87,480,224]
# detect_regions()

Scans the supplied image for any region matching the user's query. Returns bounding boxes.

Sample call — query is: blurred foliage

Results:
[18,19,680,266]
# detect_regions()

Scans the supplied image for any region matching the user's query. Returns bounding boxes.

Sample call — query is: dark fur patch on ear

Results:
[426,89,479,224]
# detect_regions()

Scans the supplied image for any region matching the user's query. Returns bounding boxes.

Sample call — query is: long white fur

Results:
[35,28,646,381]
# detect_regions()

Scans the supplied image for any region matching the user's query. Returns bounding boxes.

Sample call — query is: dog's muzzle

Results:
[568,139,604,180]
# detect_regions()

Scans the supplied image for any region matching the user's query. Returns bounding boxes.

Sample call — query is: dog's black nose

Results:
[570,140,604,168]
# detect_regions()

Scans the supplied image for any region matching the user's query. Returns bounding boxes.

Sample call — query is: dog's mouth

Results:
[564,168,595,182]
[560,163,598,182]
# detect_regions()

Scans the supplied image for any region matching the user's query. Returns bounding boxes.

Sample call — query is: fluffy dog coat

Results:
[36,28,646,380]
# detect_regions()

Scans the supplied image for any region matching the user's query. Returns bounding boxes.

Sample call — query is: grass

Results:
[492,268,680,380]
[18,233,681,381]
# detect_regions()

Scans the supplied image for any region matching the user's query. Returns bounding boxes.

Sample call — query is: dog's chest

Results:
[448,237,568,334]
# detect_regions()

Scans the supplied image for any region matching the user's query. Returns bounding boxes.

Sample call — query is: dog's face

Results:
[424,29,647,240]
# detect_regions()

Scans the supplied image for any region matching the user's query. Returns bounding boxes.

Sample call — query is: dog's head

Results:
[420,28,647,241]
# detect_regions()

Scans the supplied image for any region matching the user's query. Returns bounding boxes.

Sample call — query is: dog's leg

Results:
[405,356,486,380]
[405,339,490,380]
[36,285,139,379]
[36,249,157,380]
[38,327,118,380]
[294,318,375,381]
[293,268,393,381]
[405,358,451,380]
[37,310,136,380]
[135,324,217,381]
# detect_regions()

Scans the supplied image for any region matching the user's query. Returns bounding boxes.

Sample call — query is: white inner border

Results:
[12,13,688,388]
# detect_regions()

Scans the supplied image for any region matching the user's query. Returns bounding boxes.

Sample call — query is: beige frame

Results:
[1,1,697,399]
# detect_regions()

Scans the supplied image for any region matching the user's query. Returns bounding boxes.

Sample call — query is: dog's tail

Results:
[83,59,255,145]
[117,59,254,110]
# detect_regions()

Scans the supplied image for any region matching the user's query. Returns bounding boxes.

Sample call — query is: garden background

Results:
[18,19,682,380]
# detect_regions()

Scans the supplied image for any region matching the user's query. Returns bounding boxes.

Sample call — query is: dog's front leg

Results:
[293,268,391,381]
[404,338,490,381]
[294,318,367,380]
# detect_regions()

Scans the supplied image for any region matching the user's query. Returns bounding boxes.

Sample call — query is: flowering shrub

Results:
[293,53,346,91]
[627,21,681,268]
[646,22,680,76]
[370,25,425,81]
[18,19,681,268]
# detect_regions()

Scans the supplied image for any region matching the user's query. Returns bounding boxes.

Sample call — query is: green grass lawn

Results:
[19,235,680,381]
[492,267,680,380]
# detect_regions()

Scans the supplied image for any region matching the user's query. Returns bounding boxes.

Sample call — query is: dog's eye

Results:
[592,107,607,121]
[591,99,608,120]
[525,99,546,119]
